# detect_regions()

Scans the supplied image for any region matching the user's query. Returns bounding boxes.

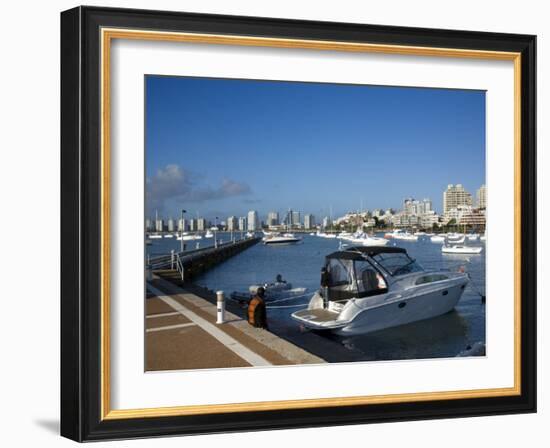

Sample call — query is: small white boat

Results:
[205,230,214,238]
[430,235,446,243]
[384,229,418,241]
[149,234,162,239]
[467,233,480,241]
[246,231,255,238]
[231,276,307,302]
[263,232,302,245]
[348,234,389,247]
[442,245,483,254]
[337,231,354,240]
[292,246,468,335]
[446,233,466,244]
[163,234,174,238]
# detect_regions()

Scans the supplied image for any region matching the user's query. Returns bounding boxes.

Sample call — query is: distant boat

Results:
[347,233,389,246]
[384,229,418,241]
[430,235,446,243]
[442,245,483,254]
[446,233,466,244]
[163,234,174,238]
[467,233,480,241]
[263,232,302,245]
[149,234,162,239]
[205,230,214,238]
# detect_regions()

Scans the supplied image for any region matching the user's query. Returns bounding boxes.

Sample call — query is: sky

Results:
[145,75,485,221]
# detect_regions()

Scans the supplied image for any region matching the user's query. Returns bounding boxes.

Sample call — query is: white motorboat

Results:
[163,234,173,238]
[246,231,255,238]
[204,230,214,238]
[430,235,446,243]
[337,231,354,240]
[177,234,202,241]
[467,233,480,241]
[348,234,389,247]
[263,232,302,245]
[442,245,483,254]
[446,233,466,244]
[292,246,468,335]
[384,229,418,241]
[231,276,307,302]
[148,234,162,239]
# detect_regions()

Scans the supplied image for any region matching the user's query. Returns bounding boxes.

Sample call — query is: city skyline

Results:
[146,76,486,220]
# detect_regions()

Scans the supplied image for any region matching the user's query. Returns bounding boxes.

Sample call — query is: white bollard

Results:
[216,291,225,324]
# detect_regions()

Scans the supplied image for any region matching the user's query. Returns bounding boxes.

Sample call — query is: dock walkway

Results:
[146,275,325,371]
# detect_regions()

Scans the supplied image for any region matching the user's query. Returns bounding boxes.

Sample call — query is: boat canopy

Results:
[325,246,406,260]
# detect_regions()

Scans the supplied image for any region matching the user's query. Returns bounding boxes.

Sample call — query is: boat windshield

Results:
[371,252,423,276]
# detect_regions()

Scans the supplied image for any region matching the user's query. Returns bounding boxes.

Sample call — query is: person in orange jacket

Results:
[247,286,268,329]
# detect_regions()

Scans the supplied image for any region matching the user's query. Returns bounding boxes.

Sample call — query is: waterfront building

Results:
[420,210,439,228]
[145,218,153,232]
[167,218,175,232]
[178,218,187,232]
[477,184,487,209]
[267,211,279,227]
[459,207,486,228]
[247,210,258,231]
[443,184,472,213]
[292,211,301,227]
[304,214,315,230]
[238,216,247,231]
[155,218,164,232]
[227,216,238,231]
[197,218,206,231]
[444,205,475,225]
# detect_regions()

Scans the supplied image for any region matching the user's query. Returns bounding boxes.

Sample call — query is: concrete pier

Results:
[146,276,325,371]
[150,236,260,282]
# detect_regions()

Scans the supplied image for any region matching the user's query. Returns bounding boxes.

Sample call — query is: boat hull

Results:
[336,282,466,335]
[292,279,467,335]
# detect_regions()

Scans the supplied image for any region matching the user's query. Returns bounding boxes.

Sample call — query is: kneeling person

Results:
[248,287,268,329]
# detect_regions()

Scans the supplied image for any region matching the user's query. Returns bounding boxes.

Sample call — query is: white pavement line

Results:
[147,284,272,367]
[146,311,181,319]
[146,322,197,333]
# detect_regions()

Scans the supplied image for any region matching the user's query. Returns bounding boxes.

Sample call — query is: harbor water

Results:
[147,233,486,362]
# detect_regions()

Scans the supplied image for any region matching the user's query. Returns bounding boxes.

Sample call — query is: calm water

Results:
[148,233,486,361]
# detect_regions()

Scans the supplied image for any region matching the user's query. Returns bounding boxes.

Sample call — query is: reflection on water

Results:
[148,233,486,361]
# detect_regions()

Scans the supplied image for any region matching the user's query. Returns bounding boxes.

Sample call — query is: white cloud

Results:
[146,164,251,213]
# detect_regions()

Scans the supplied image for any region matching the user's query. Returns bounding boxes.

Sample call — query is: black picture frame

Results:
[61,5,536,442]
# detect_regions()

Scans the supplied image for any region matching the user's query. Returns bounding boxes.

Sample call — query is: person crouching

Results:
[247,287,268,329]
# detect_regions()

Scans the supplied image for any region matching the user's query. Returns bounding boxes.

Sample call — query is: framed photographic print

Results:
[60,6,536,441]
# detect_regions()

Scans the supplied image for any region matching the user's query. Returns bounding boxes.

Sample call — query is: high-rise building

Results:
[188,219,196,232]
[238,216,247,231]
[292,211,301,227]
[247,210,258,231]
[197,218,206,231]
[167,218,175,232]
[227,216,238,231]
[304,214,315,230]
[477,184,487,209]
[145,218,153,232]
[178,218,187,232]
[155,218,164,232]
[267,211,279,227]
[443,184,472,213]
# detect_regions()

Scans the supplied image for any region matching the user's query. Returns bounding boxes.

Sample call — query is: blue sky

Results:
[145,75,485,221]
